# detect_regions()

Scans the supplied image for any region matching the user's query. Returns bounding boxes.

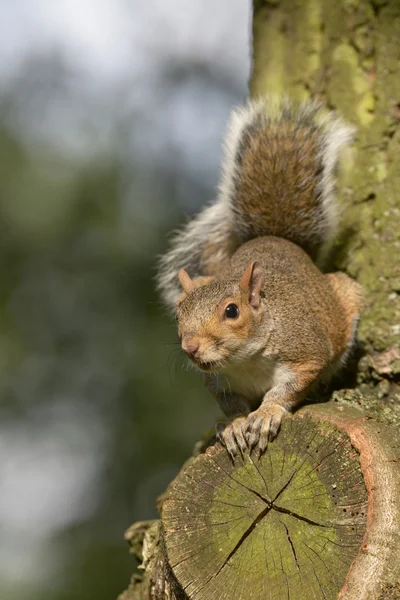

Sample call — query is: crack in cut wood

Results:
[209,475,330,580]
[212,504,273,579]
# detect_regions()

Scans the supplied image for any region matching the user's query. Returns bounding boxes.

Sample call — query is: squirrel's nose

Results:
[182,337,200,357]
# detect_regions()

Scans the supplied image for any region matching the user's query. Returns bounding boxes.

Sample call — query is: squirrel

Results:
[157,98,362,459]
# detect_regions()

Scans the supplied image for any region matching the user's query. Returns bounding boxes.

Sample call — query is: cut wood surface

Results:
[120,401,400,600]
[162,411,367,600]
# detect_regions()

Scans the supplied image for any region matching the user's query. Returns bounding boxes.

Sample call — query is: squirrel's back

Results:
[158,98,353,310]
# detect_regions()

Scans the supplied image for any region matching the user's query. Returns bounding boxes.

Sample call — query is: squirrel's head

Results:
[175,263,266,372]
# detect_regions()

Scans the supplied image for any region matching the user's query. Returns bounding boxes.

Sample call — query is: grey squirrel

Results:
[157,98,362,458]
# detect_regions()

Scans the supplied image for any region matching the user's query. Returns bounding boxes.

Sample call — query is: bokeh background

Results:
[0,1,250,599]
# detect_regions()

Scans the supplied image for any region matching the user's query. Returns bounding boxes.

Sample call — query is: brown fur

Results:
[178,236,361,372]
[234,120,326,260]
[229,236,357,364]
[200,227,238,277]
[176,236,361,454]
[326,273,363,349]
[177,278,263,368]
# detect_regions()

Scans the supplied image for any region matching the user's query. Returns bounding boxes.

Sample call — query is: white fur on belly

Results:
[218,354,295,403]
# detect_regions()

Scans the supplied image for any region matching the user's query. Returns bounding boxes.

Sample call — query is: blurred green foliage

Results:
[0,121,222,599]
[0,3,249,595]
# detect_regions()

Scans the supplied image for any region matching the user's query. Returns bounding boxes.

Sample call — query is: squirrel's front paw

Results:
[216,416,248,460]
[245,404,287,454]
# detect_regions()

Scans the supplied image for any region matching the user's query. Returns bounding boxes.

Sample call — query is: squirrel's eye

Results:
[224,303,239,319]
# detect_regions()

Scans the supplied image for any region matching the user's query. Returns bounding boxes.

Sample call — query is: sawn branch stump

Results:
[120,402,400,600]
[164,408,367,600]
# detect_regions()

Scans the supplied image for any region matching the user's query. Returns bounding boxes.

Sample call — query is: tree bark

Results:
[119,1,400,598]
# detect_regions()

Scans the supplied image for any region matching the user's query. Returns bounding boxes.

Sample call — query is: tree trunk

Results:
[119,1,400,598]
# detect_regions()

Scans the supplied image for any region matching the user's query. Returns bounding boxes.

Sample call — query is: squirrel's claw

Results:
[246,404,287,455]
[216,416,248,460]
[247,417,262,452]
[217,406,286,459]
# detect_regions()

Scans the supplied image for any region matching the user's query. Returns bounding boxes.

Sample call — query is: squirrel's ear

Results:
[178,269,195,294]
[240,262,263,308]
[178,271,215,302]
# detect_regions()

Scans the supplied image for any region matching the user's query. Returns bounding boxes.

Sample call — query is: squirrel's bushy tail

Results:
[157,98,353,310]
[225,99,353,259]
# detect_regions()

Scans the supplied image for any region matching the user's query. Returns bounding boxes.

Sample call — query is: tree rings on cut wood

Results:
[162,413,368,600]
